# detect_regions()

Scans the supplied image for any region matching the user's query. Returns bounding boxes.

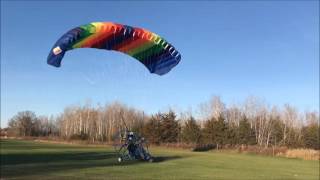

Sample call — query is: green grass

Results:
[0,139,318,180]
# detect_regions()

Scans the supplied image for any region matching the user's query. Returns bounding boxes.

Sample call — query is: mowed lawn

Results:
[0,139,318,180]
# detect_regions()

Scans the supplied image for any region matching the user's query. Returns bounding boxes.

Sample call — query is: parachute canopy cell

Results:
[47,22,181,75]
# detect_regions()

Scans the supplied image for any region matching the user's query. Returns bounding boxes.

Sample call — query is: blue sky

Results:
[1,1,319,127]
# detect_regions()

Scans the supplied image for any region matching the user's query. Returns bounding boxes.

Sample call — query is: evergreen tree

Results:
[225,125,237,146]
[160,110,179,143]
[214,115,228,147]
[202,115,227,148]
[143,114,161,144]
[202,118,216,144]
[238,116,252,145]
[182,116,201,144]
[302,123,320,150]
[269,117,283,146]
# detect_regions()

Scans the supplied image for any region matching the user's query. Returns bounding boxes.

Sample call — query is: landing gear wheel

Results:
[148,157,154,163]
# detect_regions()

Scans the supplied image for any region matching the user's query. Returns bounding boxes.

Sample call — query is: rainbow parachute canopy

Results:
[47,22,181,75]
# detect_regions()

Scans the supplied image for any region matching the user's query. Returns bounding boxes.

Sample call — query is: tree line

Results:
[4,97,319,150]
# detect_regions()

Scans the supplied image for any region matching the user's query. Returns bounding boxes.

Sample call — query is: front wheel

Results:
[148,157,154,163]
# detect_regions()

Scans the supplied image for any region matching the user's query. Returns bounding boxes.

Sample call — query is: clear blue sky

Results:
[1,1,319,127]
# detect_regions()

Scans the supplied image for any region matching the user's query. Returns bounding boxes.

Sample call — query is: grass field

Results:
[0,139,318,180]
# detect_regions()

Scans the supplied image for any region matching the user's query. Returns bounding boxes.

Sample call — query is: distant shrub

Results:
[70,133,89,140]
[192,144,216,152]
[278,149,320,160]
[237,145,287,156]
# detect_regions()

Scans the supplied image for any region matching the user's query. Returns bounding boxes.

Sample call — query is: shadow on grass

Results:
[2,151,115,165]
[1,151,183,178]
[152,156,182,163]
[1,151,117,178]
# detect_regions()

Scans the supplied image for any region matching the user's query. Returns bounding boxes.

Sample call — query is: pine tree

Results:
[225,125,237,146]
[160,110,179,143]
[269,117,284,146]
[302,122,320,150]
[202,115,227,148]
[202,118,216,144]
[238,116,251,145]
[214,115,228,148]
[182,116,201,144]
[143,114,161,144]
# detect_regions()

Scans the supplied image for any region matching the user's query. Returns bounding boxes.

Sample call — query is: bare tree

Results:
[8,111,37,136]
